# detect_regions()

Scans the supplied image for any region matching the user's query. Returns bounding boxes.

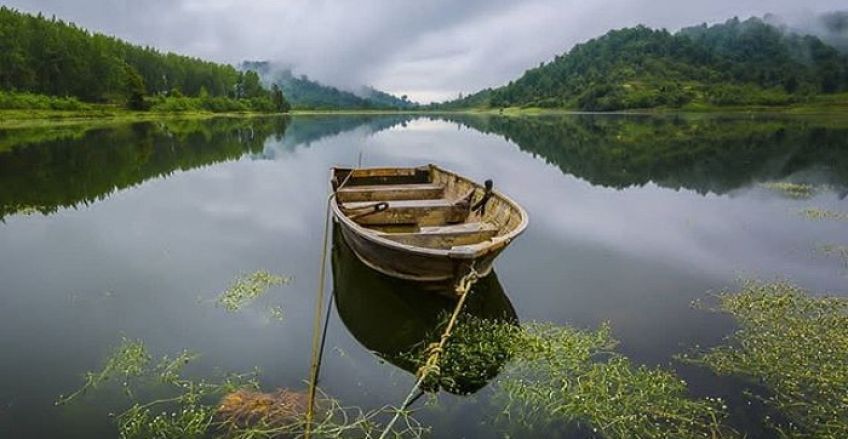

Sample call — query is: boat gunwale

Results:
[330,164,529,260]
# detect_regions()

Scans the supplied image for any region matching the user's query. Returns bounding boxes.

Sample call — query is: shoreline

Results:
[3,99,848,129]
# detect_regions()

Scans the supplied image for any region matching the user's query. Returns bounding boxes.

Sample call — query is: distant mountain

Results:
[240,61,417,110]
[434,16,848,111]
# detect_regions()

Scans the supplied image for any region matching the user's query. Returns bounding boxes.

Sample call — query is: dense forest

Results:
[242,61,416,110]
[435,17,848,111]
[0,7,288,112]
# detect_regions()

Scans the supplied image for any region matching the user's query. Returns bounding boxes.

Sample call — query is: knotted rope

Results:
[377,264,481,439]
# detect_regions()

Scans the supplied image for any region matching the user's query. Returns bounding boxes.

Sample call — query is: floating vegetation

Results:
[216,388,427,439]
[412,316,732,438]
[217,270,290,312]
[760,182,817,199]
[683,281,848,438]
[56,338,151,405]
[59,339,427,438]
[404,313,519,395]
[266,305,285,322]
[496,322,732,438]
[800,207,848,222]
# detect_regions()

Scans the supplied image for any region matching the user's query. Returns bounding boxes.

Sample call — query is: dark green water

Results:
[0,114,846,438]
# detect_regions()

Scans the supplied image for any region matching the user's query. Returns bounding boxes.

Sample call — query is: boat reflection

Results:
[331,225,518,395]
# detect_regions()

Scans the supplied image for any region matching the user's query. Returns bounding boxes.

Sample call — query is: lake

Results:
[0,113,846,438]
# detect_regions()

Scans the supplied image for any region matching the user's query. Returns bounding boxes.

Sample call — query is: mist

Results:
[3,0,847,102]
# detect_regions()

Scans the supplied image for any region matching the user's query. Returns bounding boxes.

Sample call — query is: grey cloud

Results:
[4,0,847,102]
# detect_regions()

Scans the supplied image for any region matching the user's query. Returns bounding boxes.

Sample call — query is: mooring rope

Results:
[377,264,480,439]
[305,171,353,439]
[305,169,481,439]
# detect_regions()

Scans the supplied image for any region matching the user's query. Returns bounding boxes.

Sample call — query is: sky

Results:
[4,0,847,102]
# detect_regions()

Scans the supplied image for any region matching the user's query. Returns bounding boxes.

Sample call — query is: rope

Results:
[305,171,353,438]
[377,264,480,439]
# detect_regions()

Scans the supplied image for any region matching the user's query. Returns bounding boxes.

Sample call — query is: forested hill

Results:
[438,17,848,111]
[241,61,416,110]
[0,7,284,111]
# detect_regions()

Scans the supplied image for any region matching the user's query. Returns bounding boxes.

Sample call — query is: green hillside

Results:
[442,17,848,111]
[0,7,284,112]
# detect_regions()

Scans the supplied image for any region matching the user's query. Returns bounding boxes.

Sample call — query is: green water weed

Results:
[683,281,848,438]
[56,338,150,405]
[217,270,290,312]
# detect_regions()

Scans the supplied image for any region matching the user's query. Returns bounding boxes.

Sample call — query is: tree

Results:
[271,83,290,112]
[242,71,264,98]
[124,64,146,110]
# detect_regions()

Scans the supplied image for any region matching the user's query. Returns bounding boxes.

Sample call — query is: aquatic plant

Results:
[800,207,848,222]
[58,339,427,438]
[494,322,732,439]
[56,338,151,405]
[216,388,427,439]
[405,313,520,394]
[266,305,285,322]
[760,182,817,199]
[412,316,732,438]
[683,281,848,438]
[217,270,290,312]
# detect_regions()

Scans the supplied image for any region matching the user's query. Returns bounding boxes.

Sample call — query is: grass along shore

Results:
[3,91,848,130]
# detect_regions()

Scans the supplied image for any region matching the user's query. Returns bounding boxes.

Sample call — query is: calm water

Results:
[0,114,846,438]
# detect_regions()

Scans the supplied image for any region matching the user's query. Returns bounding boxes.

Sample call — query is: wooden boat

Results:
[330,164,528,290]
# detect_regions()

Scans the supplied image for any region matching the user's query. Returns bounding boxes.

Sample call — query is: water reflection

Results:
[444,114,848,195]
[331,225,518,395]
[3,114,848,222]
[0,115,422,220]
[0,118,289,219]
[1,113,846,438]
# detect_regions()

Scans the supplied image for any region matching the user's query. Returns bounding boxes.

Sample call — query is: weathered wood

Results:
[380,222,498,248]
[330,164,529,286]
[335,167,429,187]
[342,199,468,226]
[336,183,445,203]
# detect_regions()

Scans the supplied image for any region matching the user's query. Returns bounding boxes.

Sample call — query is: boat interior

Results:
[332,166,523,250]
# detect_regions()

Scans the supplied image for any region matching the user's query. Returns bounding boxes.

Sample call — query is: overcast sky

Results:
[4,0,846,102]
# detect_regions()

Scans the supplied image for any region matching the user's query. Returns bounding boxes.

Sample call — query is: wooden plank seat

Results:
[379,222,499,248]
[336,183,445,202]
[342,199,468,226]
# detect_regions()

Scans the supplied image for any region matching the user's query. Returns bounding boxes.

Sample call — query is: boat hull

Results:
[334,216,502,284]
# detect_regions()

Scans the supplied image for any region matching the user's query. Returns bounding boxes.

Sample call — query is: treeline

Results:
[0,7,289,112]
[443,17,848,111]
